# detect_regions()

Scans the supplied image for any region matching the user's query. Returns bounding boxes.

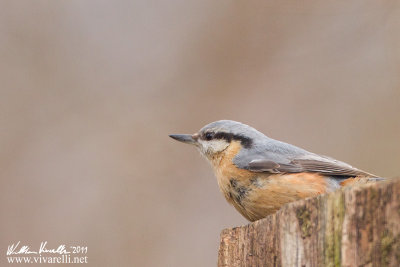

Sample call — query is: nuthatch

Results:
[170,120,382,222]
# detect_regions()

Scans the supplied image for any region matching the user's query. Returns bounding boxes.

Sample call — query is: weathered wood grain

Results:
[218,179,400,267]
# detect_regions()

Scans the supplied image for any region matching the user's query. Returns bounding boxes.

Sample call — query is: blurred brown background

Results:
[1,1,399,266]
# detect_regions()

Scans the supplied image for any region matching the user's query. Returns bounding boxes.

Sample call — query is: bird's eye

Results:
[205,132,214,141]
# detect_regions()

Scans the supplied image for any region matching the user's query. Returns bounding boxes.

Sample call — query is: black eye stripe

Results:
[214,132,232,142]
[202,131,253,148]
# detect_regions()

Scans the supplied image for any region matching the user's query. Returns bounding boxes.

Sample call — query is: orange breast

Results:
[210,141,255,201]
[210,142,330,221]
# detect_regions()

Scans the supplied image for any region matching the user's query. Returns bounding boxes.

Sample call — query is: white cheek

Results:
[198,139,229,155]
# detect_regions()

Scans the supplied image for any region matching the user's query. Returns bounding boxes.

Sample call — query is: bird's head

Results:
[169,120,262,161]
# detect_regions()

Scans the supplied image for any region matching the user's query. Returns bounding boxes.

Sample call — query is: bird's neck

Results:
[208,142,253,199]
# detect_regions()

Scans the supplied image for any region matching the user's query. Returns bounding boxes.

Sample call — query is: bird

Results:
[169,120,382,222]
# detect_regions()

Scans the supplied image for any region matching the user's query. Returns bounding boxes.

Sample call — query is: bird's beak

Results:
[169,133,199,145]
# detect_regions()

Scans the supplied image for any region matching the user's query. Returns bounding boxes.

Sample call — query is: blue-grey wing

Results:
[233,140,377,177]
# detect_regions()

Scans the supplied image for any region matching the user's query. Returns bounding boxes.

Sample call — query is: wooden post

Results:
[218,179,400,267]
